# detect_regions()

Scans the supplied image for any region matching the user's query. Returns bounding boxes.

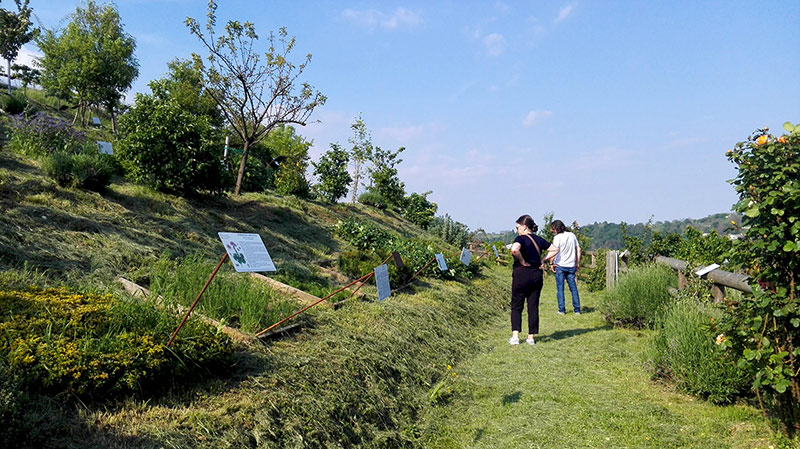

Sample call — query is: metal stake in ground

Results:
[255,271,374,338]
[167,252,228,347]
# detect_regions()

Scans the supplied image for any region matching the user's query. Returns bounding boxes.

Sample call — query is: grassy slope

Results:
[418,278,776,449]
[0,150,421,290]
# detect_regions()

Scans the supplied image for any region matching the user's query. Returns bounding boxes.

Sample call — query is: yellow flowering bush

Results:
[0,287,232,398]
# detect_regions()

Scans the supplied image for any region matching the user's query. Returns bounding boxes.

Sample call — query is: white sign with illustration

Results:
[460,248,472,266]
[435,253,448,271]
[218,232,276,272]
[374,264,391,301]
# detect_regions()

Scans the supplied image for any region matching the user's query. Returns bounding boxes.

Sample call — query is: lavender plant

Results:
[7,111,86,156]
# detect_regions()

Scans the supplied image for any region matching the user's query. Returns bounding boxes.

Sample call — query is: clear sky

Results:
[18,1,800,232]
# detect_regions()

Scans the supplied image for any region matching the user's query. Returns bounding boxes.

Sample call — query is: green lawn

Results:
[419,275,776,449]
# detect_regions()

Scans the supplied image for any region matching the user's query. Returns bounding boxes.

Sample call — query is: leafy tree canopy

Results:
[0,0,36,93]
[186,1,325,195]
[313,143,351,203]
[36,0,138,128]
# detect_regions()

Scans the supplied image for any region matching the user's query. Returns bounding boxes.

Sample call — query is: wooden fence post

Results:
[606,250,618,290]
[711,284,725,303]
[678,271,687,290]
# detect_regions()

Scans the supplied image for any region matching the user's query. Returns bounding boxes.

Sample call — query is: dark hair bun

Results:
[516,214,538,233]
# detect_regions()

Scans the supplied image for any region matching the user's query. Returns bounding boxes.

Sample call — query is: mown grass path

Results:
[420,273,775,449]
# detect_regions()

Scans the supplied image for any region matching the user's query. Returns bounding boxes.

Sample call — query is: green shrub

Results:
[723,124,800,434]
[338,249,384,281]
[582,248,607,292]
[0,287,232,399]
[428,214,470,248]
[358,190,389,209]
[40,148,115,191]
[117,93,231,195]
[645,299,748,404]
[149,253,298,333]
[275,158,310,197]
[334,217,395,252]
[0,92,28,115]
[312,143,351,202]
[403,191,437,229]
[600,263,675,329]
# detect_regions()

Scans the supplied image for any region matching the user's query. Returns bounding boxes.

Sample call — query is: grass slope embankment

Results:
[419,278,776,449]
[0,148,514,447]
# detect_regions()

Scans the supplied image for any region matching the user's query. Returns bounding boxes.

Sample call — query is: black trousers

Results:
[511,267,543,334]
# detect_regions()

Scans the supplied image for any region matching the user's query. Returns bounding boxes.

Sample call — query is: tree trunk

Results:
[234,140,249,195]
[6,59,11,95]
[350,160,360,203]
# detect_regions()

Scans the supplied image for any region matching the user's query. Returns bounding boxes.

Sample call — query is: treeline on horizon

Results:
[481,212,740,250]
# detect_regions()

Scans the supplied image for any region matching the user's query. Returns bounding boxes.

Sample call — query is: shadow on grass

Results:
[473,427,485,442]
[502,391,523,406]
[539,325,610,342]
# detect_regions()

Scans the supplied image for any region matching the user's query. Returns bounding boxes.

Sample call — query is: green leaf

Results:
[791,318,800,328]
[773,378,790,393]
[744,207,760,218]
[783,241,797,252]
[783,121,796,133]
[744,349,757,360]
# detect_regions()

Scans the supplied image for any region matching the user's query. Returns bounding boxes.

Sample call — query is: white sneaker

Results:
[509,336,519,345]
[526,337,535,345]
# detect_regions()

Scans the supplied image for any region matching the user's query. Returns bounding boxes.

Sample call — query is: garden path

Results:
[420,276,775,448]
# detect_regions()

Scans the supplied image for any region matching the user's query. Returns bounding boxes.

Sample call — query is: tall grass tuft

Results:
[645,299,748,404]
[600,263,675,329]
[149,252,298,334]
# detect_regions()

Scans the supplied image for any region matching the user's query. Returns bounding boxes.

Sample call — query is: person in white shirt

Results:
[550,219,581,314]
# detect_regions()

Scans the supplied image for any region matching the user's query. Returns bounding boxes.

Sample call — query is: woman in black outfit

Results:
[509,215,558,345]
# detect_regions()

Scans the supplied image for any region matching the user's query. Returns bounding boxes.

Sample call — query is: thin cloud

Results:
[555,3,576,23]
[522,110,553,126]
[483,33,506,56]
[342,8,423,30]
[378,125,425,142]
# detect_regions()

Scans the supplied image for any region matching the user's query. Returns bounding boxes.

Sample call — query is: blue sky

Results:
[19,1,800,232]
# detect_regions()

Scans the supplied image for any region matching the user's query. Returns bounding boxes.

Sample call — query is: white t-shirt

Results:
[553,231,580,267]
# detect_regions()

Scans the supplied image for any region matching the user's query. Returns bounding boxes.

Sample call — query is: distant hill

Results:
[582,212,741,250]
[475,212,741,250]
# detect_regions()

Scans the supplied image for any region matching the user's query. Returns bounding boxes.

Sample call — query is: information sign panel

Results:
[460,248,472,266]
[392,251,404,268]
[97,141,113,155]
[435,253,448,271]
[374,264,391,301]
[218,232,276,272]
[492,245,499,258]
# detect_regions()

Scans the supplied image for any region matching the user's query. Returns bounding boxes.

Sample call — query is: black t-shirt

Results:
[513,234,551,268]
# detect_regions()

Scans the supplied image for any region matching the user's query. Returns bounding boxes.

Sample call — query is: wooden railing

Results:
[654,256,752,302]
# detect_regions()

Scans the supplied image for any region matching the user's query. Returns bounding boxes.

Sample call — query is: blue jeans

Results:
[555,266,580,313]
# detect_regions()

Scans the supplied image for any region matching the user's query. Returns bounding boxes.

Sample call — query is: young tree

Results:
[10,63,39,92]
[367,145,406,209]
[0,0,35,94]
[312,143,351,202]
[36,0,138,128]
[348,115,373,202]
[267,124,312,197]
[186,1,325,196]
[403,191,437,229]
